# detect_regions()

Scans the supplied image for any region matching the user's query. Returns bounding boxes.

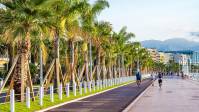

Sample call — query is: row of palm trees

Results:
[0,0,154,102]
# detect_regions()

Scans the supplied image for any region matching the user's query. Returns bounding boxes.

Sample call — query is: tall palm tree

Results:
[0,0,54,102]
[41,0,86,89]
[112,27,135,77]
[81,0,109,81]
[92,21,112,80]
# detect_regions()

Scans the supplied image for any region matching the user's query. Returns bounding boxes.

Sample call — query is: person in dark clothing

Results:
[158,72,163,88]
[136,71,141,87]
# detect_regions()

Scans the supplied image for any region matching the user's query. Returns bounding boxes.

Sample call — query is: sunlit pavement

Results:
[127,76,199,112]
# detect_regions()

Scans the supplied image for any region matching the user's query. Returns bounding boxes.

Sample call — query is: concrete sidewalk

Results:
[46,79,152,112]
[127,77,199,112]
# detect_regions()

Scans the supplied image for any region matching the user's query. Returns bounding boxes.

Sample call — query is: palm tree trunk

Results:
[69,40,75,84]
[13,37,31,102]
[96,48,101,80]
[89,39,92,81]
[122,54,125,77]
[84,50,89,82]
[118,57,121,78]
[102,55,106,80]
[113,65,117,78]
[108,65,112,79]
[131,63,133,76]
[7,44,14,69]
[82,42,89,82]
[54,31,60,90]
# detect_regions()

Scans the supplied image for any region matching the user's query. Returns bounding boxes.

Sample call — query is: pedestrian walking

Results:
[158,72,163,88]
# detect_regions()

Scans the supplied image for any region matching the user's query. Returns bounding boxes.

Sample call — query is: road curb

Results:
[36,81,135,112]
[122,81,152,112]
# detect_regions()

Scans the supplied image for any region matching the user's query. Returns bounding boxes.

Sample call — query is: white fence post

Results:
[73,83,77,96]
[104,79,108,88]
[79,82,82,95]
[26,87,30,108]
[84,81,87,94]
[10,89,15,112]
[109,79,111,86]
[100,80,103,89]
[103,79,105,88]
[39,86,43,106]
[113,78,115,86]
[96,80,99,90]
[109,79,112,87]
[50,85,54,102]
[107,79,109,87]
[59,84,62,100]
[99,80,101,90]
[110,79,112,87]
[105,79,108,88]
[88,81,92,92]
[66,83,70,97]
[92,80,95,91]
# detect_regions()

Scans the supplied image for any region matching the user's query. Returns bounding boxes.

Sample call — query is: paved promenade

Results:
[128,76,199,112]
[46,79,152,112]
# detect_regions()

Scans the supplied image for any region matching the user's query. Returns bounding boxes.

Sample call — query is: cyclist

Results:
[136,70,141,87]
[158,72,163,88]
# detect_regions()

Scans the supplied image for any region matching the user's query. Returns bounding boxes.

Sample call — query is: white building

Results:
[147,48,159,62]
[173,54,189,65]
[162,53,173,64]
[191,51,199,65]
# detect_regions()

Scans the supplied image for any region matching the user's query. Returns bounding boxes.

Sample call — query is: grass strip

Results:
[0,81,135,112]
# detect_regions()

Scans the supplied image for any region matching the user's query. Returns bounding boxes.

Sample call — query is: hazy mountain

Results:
[141,38,199,51]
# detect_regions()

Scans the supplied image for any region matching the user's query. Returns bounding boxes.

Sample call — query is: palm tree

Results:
[0,0,54,102]
[112,27,135,77]
[92,21,112,80]
[41,0,87,89]
[81,0,109,81]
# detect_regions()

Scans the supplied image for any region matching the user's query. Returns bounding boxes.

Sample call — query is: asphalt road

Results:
[46,79,152,112]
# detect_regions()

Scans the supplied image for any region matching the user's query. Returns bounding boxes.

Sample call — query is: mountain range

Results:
[141,38,199,51]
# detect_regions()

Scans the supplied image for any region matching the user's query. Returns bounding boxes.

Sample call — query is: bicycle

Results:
[136,80,141,87]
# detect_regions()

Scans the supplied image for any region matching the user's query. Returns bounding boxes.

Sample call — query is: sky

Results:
[91,0,199,41]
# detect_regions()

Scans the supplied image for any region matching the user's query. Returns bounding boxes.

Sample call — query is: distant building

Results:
[191,51,199,65]
[147,48,159,62]
[158,52,165,63]
[161,53,173,64]
[147,49,174,64]
[173,54,189,65]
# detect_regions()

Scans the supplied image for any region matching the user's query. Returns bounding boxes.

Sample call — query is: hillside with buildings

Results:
[141,38,199,51]
[147,48,199,74]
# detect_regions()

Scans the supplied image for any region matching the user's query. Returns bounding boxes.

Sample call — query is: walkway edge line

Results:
[36,81,135,112]
[122,82,152,112]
